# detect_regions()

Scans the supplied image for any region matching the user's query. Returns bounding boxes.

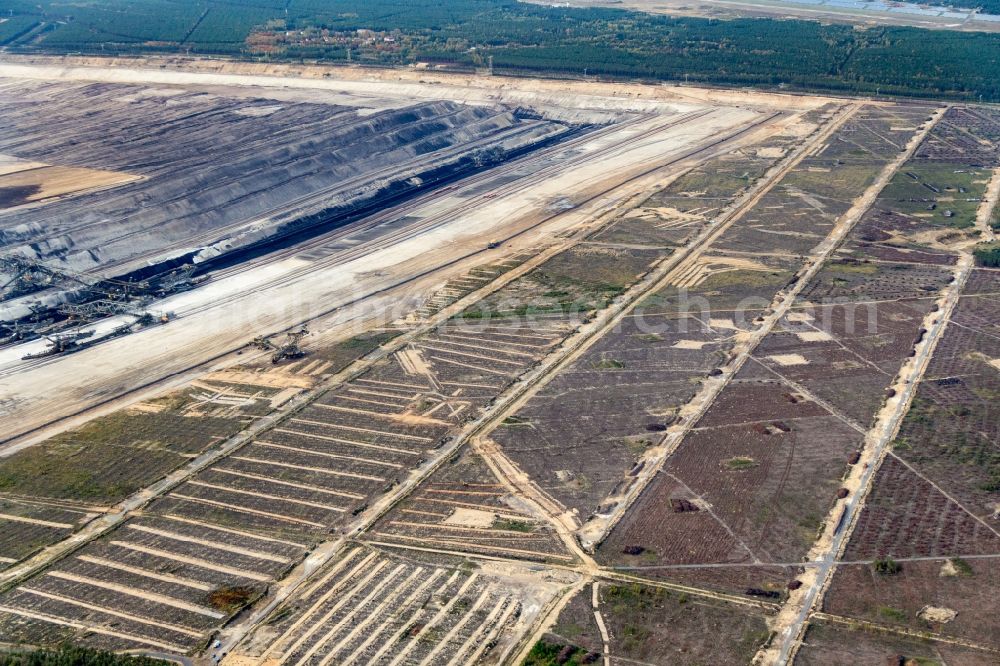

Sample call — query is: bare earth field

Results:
[0,56,999,666]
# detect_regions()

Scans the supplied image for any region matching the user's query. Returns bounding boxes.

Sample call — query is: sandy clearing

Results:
[939,559,959,576]
[204,369,315,389]
[126,402,168,414]
[443,507,498,528]
[757,147,786,158]
[395,347,433,379]
[709,317,740,330]
[268,387,303,408]
[0,164,142,207]
[768,353,809,366]
[796,330,833,342]
[918,605,958,623]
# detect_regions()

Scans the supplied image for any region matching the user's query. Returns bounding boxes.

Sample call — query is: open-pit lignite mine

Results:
[0,78,575,326]
[0,60,764,446]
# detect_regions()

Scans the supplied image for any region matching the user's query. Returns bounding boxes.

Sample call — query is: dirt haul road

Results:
[0,62,783,447]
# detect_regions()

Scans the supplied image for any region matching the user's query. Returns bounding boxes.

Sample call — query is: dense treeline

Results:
[0,645,167,666]
[4,0,1000,100]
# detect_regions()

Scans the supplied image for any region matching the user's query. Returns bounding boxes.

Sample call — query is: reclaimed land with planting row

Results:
[211,116,836,663]
[0,249,536,572]
[588,106,841,250]
[800,105,1000,662]
[491,253,800,524]
[819,271,1000,654]
[238,543,572,666]
[0,363,321,570]
[533,579,774,666]
[0,499,91,571]
[483,109,853,530]
[596,104,946,599]
[0,234,480,568]
[794,619,996,666]
[0,194,670,652]
[710,104,938,258]
[374,227,704,553]
[0,318,568,652]
[485,102,929,566]
[146,314,575,543]
[365,445,574,563]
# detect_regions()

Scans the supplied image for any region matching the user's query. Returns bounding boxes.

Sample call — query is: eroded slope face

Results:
[0,78,569,284]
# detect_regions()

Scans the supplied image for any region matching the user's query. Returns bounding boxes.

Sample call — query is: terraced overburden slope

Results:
[0,78,570,312]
